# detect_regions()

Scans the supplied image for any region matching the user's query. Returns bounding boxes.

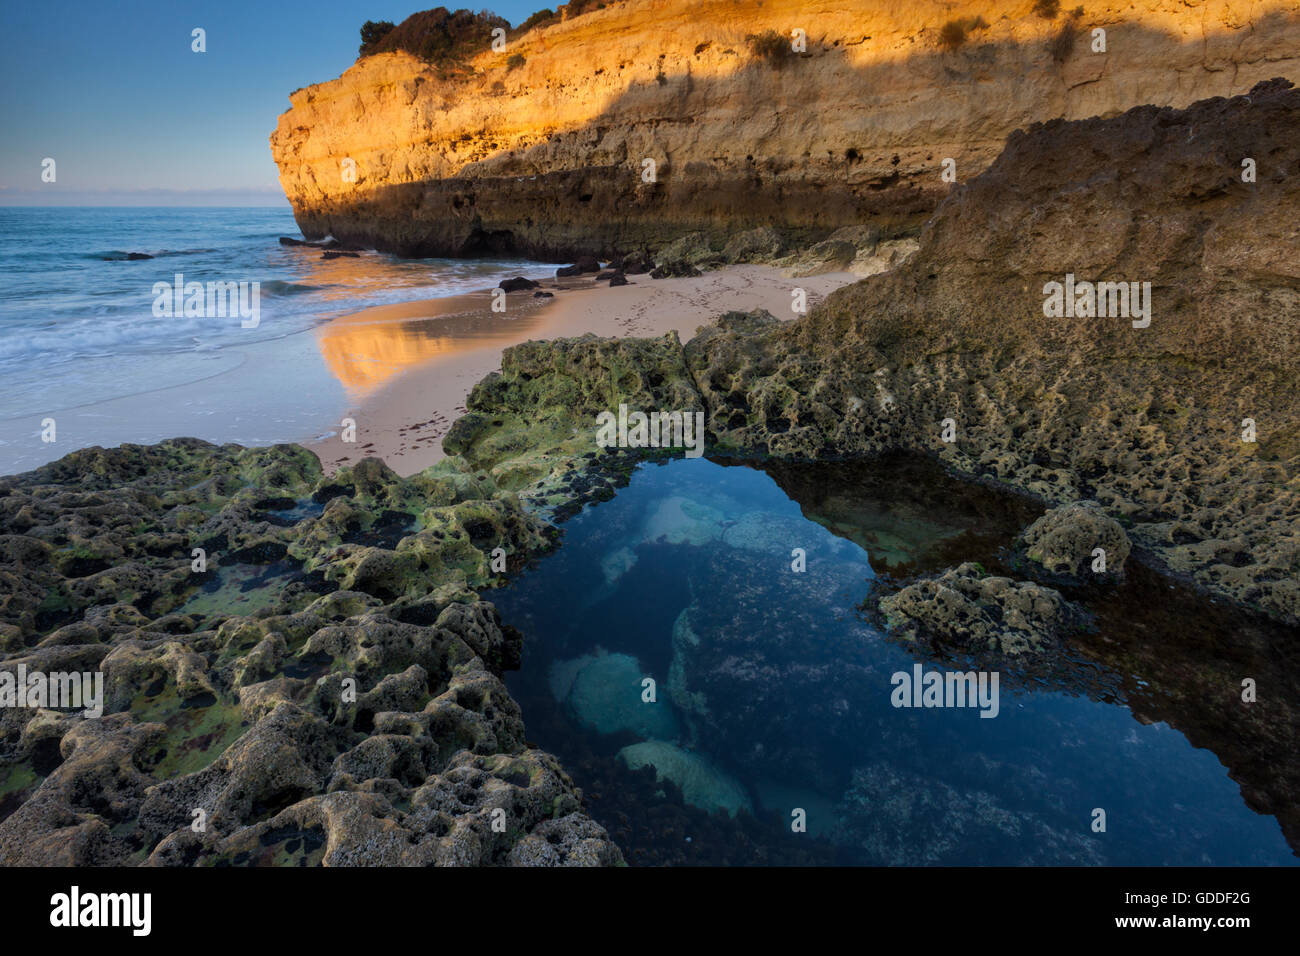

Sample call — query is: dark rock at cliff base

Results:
[594,270,621,281]
[608,273,629,287]
[655,233,724,274]
[556,256,600,278]
[621,257,654,275]
[321,251,359,260]
[721,227,789,264]
[650,262,701,279]
[499,276,539,292]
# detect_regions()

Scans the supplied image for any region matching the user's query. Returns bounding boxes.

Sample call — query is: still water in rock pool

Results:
[494,455,1297,866]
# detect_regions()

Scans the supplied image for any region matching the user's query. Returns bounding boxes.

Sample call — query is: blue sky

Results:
[0,1,543,205]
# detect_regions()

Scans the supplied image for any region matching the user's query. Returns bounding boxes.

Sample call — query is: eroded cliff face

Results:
[270,0,1300,258]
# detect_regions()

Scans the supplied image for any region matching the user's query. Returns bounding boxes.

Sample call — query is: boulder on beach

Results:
[499,276,538,292]
[617,254,654,275]
[556,256,601,277]
[653,232,722,276]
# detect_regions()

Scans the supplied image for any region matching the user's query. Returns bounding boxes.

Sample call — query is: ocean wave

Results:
[259,279,323,296]
[93,248,219,261]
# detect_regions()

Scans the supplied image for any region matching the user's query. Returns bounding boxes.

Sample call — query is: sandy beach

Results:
[304,264,857,476]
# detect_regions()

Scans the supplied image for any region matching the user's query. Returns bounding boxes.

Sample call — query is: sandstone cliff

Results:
[271,0,1300,258]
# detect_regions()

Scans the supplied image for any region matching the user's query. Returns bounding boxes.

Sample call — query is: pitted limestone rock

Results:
[1019,500,1132,580]
[879,563,1087,656]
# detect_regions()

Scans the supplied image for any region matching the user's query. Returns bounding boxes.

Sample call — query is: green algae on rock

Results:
[0,439,622,866]
[1017,500,1132,582]
[682,81,1300,626]
[444,81,1300,628]
[879,562,1088,656]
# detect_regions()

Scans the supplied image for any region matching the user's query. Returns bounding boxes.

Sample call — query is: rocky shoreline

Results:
[1,82,1296,865]
[447,79,1300,626]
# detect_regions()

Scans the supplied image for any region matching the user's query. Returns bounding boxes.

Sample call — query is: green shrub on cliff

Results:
[938,21,965,49]
[517,9,555,33]
[746,29,792,67]
[938,16,989,50]
[559,0,608,18]
[358,20,396,56]
[357,7,509,68]
[1033,0,1060,18]
[1049,7,1085,62]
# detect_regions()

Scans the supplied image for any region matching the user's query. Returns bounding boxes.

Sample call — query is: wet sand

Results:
[304,265,857,476]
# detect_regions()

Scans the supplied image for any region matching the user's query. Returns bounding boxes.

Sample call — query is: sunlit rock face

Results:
[269,0,1300,259]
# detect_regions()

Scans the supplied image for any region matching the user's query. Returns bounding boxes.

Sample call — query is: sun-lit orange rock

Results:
[271,0,1300,258]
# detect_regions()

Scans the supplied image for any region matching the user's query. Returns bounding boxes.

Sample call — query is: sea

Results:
[0,206,545,475]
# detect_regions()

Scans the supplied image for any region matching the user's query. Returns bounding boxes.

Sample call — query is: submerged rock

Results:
[617,741,752,818]
[599,546,637,585]
[661,530,879,790]
[637,496,726,547]
[552,650,679,741]
[833,762,1102,866]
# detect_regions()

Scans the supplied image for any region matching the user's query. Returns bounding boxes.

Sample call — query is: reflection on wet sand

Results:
[314,292,551,396]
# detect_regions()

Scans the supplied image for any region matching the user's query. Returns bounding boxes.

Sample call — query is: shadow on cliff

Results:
[290,8,1300,260]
